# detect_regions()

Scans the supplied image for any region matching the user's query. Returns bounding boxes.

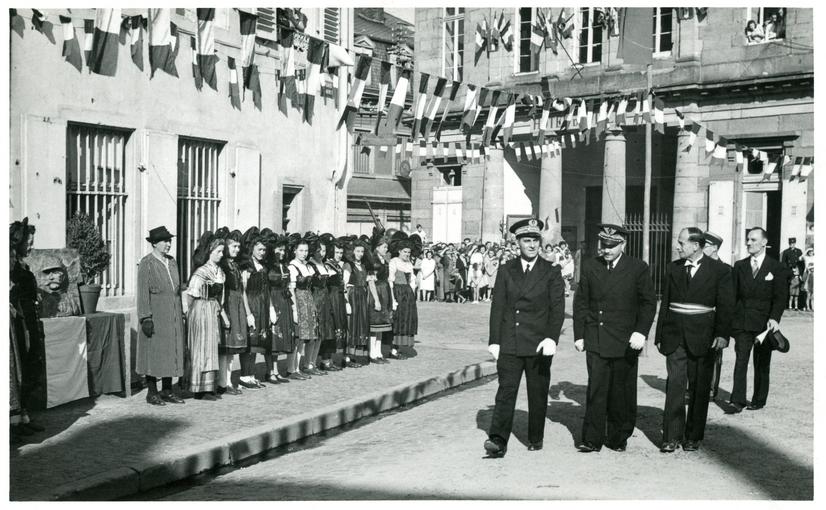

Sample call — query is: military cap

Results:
[597,223,628,247]
[509,218,543,238]
[704,231,724,247]
[41,255,64,273]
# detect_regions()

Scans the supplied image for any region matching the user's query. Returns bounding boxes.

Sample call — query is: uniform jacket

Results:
[573,254,657,358]
[781,247,802,269]
[488,256,565,356]
[655,255,734,357]
[731,254,788,332]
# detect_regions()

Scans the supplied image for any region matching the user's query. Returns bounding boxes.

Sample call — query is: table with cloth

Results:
[42,312,130,408]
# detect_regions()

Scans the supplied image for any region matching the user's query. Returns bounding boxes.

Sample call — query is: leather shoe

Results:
[218,386,242,396]
[146,394,166,406]
[527,441,543,451]
[288,372,310,381]
[238,379,262,389]
[343,360,362,368]
[746,403,765,411]
[484,437,507,458]
[682,440,700,451]
[660,441,679,453]
[388,352,408,360]
[370,357,389,364]
[160,391,186,403]
[605,442,627,452]
[193,392,218,401]
[726,402,745,414]
[321,363,342,372]
[577,441,601,453]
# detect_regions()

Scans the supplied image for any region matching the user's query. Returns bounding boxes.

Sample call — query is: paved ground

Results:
[157,309,814,501]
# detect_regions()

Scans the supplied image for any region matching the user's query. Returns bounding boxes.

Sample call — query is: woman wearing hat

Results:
[388,239,418,357]
[136,226,186,406]
[322,237,349,371]
[267,235,296,382]
[239,230,276,388]
[287,238,318,380]
[368,234,393,363]
[345,239,372,367]
[217,229,248,395]
[183,233,227,400]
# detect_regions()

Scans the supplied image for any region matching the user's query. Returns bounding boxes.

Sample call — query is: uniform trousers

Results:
[488,352,552,445]
[582,349,638,447]
[731,330,773,407]
[709,349,723,398]
[663,342,714,442]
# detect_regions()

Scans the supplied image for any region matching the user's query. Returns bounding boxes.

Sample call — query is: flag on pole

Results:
[530,18,545,57]
[489,11,501,52]
[435,80,461,141]
[501,94,517,145]
[461,84,480,132]
[799,157,814,182]
[303,38,326,123]
[59,15,83,72]
[126,15,145,71]
[618,8,653,65]
[482,90,502,146]
[191,36,202,90]
[228,57,241,110]
[339,54,372,133]
[653,96,665,133]
[148,9,179,78]
[556,8,575,39]
[89,8,121,76]
[501,14,514,51]
[411,73,430,142]
[422,77,447,140]
[474,17,488,64]
[384,68,411,132]
[196,9,218,90]
[705,128,716,154]
[374,61,393,134]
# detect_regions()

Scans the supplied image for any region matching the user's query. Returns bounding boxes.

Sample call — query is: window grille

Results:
[177,137,223,280]
[66,123,130,296]
[443,8,465,81]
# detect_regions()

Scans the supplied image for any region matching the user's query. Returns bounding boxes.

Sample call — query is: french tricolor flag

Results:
[384,68,411,133]
[125,15,145,72]
[238,9,261,109]
[461,84,479,132]
[422,77,447,141]
[228,57,241,110]
[303,38,326,124]
[88,8,121,76]
[196,8,218,90]
[435,80,461,141]
[59,15,82,72]
[148,8,179,78]
[374,61,393,134]
[339,54,372,133]
[501,94,517,145]
[482,90,502,146]
[411,73,430,142]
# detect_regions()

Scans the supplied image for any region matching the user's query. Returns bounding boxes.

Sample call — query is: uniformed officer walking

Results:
[484,218,566,457]
[573,224,656,452]
[702,231,732,400]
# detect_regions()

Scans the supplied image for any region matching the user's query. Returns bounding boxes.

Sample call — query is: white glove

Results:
[269,306,278,324]
[345,302,352,315]
[536,338,556,356]
[574,339,585,352]
[767,319,780,333]
[629,332,646,350]
[488,344,500,360]
[246,313,255,329]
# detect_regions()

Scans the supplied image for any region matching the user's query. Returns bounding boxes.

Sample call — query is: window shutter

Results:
[323,8,340,44]
[257,8,276,35]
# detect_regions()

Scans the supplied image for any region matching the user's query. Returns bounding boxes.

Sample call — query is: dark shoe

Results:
[605,441,627,452]
[160,391,186,404]
[577,441,601,453]
[274,374,290,383]
[726,402,745,414]
[660,441,679,453]
[11,424,35,436]
[321,362,342,372]
[288,372,310,381]
[388,352,408,360]
[307,367,326,376]
[746,403,765,411]
[146,394,166,406]
[22,421,45,432]
[194,392,218,401]
[484,437,507,458]
[266,374,283,384]
[343,360,362,368]
[682,440,700,451]
[370,357,389,364]
[527,441,543,451]
[218,386,242,396]
[238,379,262,389]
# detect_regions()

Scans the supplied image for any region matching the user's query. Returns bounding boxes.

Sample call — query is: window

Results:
[443,8,465,81]
[653,8,673,56]
[256,8,277,39]
[282,185,304,232]
[175,8,229,30]
[66,123,131,296]
[353,145,371,175]
[745,7,786,43]
[177,137,223,280]
[578,7,603,64]
[517,8,538,73]
[323,8,340,44]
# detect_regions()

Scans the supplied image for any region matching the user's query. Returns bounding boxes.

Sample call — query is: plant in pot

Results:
[66,213,111,314]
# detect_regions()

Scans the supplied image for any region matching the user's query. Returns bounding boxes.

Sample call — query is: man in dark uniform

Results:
[702,231,732,400]
[573,224,656,452]
[655,227,734,452]
[484,218,566,457]
[781,237,803,274]
[729,227,788,413]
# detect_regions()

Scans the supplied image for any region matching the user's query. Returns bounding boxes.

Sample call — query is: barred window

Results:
[443,8,465,81]
[177,137,224,280]
[66,123,131,296]
[578,7,603,64]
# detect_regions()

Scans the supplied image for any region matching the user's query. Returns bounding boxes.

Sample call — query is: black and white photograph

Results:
[3,2,818,503]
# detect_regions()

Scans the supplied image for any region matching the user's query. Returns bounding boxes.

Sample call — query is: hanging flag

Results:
[125,15,145,71]
[295,69,307,110]
[537,100,552,143]
[501,13,514,51]
[704,128,716,154]
[195,9,218,90]
[735,150,745,170]
[83,19,94,67]
[59,15,83,72]
[373,62,393,134]
[338,54,372,132]
[88,8,121,76]
[799,157,814,182]
[301,38,326,123]
[556,8,575,39]
[383,67,411,132]
[482,90,502,146]
[239,9,261,108]
[455,142,464,162]
[475,17,488,64]
[687,122,700,149]
[277,35,298,113]
[594,100,608,138]
[422,77,447,140]
[489,11,501,52]
[577,99,588,130]
[615,97,628,125]
[607,7,620,37]
[569,133,577,148]
[227,57,241,110]
[695,8,709,22]
[675,109,686,130]
[473,88,490,127]
[191,36,202,90]
[31,9,56,44]
[618,8,653,65]
[631,93,644,124]
[148,9,179,78]
[501,94,517,145]
[461,84,480,132]
[762,154,779,179]
[642,93,652,124]
[713,136,728,160]
[435,80,461,141]
[441,143,449,162]
[410,73,431,142]
[790,156,803,179]
[653,96,665,133]
[530,17,545,57]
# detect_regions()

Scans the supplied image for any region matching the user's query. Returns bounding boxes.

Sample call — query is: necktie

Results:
[524,263,530,275]
[752,258,759,278]
[685,264,693,284]
[607,262,613,273]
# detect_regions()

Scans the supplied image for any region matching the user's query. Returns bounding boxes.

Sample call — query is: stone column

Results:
[672,129,709,259]
[538,151,562,244]
[481,148,505,243]
[601,130,626,225]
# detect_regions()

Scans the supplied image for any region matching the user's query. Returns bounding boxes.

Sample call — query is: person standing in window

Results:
[745,20,764,43]
[137,226,186,406]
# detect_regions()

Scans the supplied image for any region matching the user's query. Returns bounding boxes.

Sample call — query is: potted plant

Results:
[66,213,111,314]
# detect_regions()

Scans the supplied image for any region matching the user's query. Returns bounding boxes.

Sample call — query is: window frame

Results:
[442,8,465,82]
[576,7,604,65]
[745,7,786,45]
[652,7,673,58]
[514,7,539,75]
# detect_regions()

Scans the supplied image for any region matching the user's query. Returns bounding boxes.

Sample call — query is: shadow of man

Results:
[475,405,531,451]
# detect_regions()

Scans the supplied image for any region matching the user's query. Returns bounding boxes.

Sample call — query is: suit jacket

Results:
[781,247,802,269]
[489,256,566,356]
[655,255,735,357]
[731,254,788,332]
[573,254,657,358]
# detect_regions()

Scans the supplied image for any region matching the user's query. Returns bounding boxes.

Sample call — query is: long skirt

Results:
[221,288,248,354]
[10,311,23,416]
[186,298,220,393]
[328,287,348,349]
[314,287,336,357]
[369,280,393,333]
[392,283,418,347]
[294,288,318,341]
[270,289,297,354]
[348,286,370,347]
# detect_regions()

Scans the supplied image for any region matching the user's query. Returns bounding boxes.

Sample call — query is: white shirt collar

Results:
[607,253,622,269]
[684,255,703,268]
[752,251,766,267]
[521,257,537,272]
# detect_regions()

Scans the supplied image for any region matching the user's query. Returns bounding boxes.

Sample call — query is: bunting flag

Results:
[195,9,218,90]
[482,90,502,146]
[191,36,202,90]
[455,142,464,162]
[418,140,427,161]
[713,136,728,160]
[295,69,307,110]
[687,122,700,149]
[799,157,814,182]
[374,61,393,134]
[530,17,545,56]
[642,94,652,124]
[593,100,607,138]
[514,143,523,162]
[633,93,645,124]
[59,15,83,72]
[435,80,461,141]
[228,57,241,110]
[303,38,326,123]
[88,8,121,76]
[790,156,803,179]
[473,145,481,163]
[384,67,411,132]
[410,73,430,142]
[461,84,480,132]
[577,99,588,130]
[474,17,488,64]
[735,149,745,170]
[422,77,447,140]
[441,143,449,162]
[501,94,517,145]
[126,15,145,71]
[148,9,179,78]
[473,88,490,127]
[762,154,779,179]
[537,99,552,143]
[653,96,665,133]
[705,128,716,154]
[338,54,372,133]
[406,141,414,160]
[675,109,686,130]
[615,97,628,125]
[239,9,261,108]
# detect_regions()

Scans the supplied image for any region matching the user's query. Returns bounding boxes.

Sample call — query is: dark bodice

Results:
[295,274,313,290]
[350,263,368,288]
[267,265,291,290]
[375,259,389,282]
[207,283,223,300]
[223,261,243,292]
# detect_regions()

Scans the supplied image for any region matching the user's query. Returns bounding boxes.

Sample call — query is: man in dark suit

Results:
[702,231,732,400]
[655,227,734,452]
[729,227,789,413]
[484,218,566,457]
[573,224,656,452]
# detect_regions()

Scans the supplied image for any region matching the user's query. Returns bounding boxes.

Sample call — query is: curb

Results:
[48,360,497,501]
